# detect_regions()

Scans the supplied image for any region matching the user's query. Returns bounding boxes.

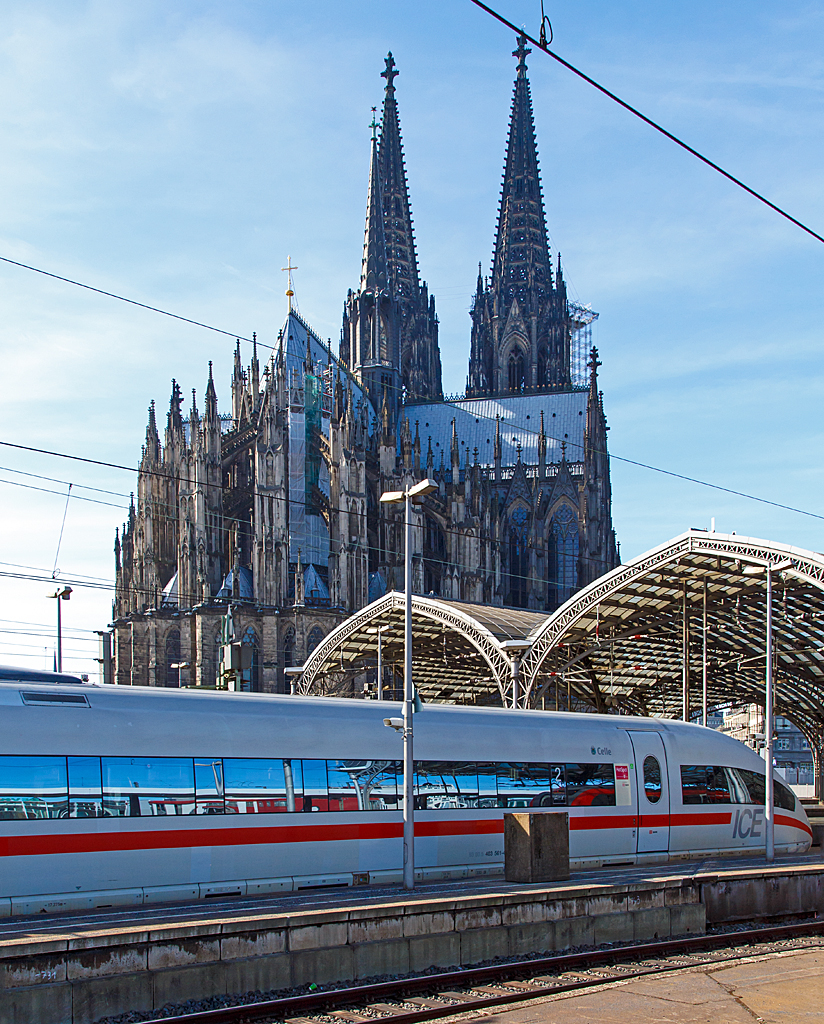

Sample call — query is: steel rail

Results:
[139,917,824,1024]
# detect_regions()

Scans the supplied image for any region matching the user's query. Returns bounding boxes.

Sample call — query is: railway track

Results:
[137,917,824,1024]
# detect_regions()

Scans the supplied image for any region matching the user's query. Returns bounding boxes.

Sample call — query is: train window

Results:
[327,760,398,811]
[414,762,479,810]
[302,760,328,811]
[495,763,564,808]
[102,758,195,817]
[565,764,616,807]
[224,758,303,813]
[775,778,796,811]
[734,768,795,811]
[642,756,661,804]
[194,759,224,814]
[68,756,103,817]
[680,765,731,805]
[477,763,499,807]
[0,755,68,819]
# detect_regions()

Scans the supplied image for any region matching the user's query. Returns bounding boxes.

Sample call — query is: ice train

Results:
[0,667,811,916]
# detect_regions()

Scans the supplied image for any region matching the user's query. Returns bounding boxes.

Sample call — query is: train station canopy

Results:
[520,530,824,745]
[297,531,824,750]
[297,592,548,705]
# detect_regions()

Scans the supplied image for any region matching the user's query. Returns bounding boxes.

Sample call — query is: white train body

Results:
[0,673,811,915]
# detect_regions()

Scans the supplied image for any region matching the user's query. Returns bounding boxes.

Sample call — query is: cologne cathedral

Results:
[112,37,618,691]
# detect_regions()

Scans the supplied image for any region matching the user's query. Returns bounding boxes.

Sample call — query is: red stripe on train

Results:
[0,818,503,858]
[776,812,813,838]
[0,809,811,858]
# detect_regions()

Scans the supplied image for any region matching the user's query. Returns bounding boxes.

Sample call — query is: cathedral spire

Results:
[379,52,419,298]
[493,34,552,308]
[360,108,389,295]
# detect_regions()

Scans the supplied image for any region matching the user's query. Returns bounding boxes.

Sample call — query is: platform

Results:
[4,853,823,1024]
[475,947,824,1024]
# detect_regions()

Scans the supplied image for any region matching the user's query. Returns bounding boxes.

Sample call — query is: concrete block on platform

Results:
[71,972,154,1024]
[147,936,220,971]
[504,812,569,883]
[632,907,671,942]
[408,932,461,973]
[353,938,410,979]
[507,920,556,956]
[220,928,286,961]
[290,944,356,988]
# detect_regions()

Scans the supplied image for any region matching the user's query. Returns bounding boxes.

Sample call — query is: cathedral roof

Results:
[403,391,587,468]
[278,310,375,421]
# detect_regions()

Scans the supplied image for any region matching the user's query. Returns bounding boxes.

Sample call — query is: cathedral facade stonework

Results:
[112,39,618,693]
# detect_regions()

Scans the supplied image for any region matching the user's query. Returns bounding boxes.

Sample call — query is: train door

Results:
[628,732,669,854]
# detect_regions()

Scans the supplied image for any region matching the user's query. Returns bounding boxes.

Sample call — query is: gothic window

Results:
[283,627,295,669]
[240,626,259,692]
[307,627,323,657]
[549,504,579,610]
[165,629,181,688]
[508,349,526,393]
[508,506,530,608]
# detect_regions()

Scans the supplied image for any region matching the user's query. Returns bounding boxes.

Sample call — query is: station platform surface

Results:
[2,849,822,944]
[474,947,824,1024]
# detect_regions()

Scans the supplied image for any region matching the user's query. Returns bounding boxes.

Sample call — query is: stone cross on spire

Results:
[513,33,531,76]
[381,51,398,90]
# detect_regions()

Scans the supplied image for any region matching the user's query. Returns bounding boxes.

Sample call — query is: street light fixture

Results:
[500,639,532,709]
[380,477,437,890]
[47,586,72,673]
[742,557,795,863]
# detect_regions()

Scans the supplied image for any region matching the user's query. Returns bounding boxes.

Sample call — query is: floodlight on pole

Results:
[379,478,436,890]
[47,585,72,673]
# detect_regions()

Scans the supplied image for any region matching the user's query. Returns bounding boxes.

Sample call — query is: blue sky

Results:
[1,1,824,675]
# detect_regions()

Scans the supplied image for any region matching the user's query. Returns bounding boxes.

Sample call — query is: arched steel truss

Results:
[298,592,546,705]
[521,531,824,752]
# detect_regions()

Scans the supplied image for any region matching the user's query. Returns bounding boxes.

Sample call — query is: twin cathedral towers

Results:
[112,38,618,692]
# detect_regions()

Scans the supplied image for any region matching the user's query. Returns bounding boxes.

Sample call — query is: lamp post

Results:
[380,477,437,890]
[743,557,793,863]
[48,586,72,673]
